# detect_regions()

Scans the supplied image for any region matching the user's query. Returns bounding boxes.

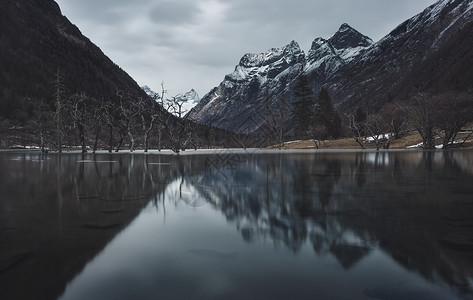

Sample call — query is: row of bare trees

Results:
[26,71,200,154]
[346,92,473,150]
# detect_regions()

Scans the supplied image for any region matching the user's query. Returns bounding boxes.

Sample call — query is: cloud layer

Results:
[56,0,436,97]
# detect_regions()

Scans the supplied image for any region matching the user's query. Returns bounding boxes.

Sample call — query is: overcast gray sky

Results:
[55,0,437,98]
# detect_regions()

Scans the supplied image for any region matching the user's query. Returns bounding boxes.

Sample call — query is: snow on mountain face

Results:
[305,24,373,76]
[141,85,159,99]
[188,41,306,133]
[328,0,473,112]
[189,25,373,133]
[178,89,201,116]
[190,0,473,133]
[227,40,305,82]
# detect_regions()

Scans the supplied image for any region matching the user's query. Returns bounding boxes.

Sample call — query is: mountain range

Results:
[189,0,473,133]
[1,0,472,137]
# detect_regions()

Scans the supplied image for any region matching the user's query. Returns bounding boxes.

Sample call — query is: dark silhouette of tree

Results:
[291,74,314,139]
[365,113,389,150]
[90,97,108,153]
[31,97,53,152]
[52,69,67,153]
[346,107,368,149]
[399,92,473,149]
[434,92,473,149]
[381,103,407,140]
[312,87,342,147]
[66,92,91,153]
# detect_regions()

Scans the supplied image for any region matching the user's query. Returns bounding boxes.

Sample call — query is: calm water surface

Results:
[1,150,473,299]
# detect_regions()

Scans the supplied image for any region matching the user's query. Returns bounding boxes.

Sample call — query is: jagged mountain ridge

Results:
[189,0,473,133]
[0,0,148,117]
[189,40,307,132]
[189,25,371,133]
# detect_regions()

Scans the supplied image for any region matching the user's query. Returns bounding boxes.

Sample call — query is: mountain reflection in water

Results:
[1,150,473,300]
[187,152,473,290]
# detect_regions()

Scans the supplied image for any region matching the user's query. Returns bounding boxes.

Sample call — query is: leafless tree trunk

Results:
[115,91,139,152]
[31,98,52,153]
[399,93,438,149]
[67,92,90,153]
[365,114,388,150]
[53,69,67,153]
[160,95,191,153]
[346,113,366,149]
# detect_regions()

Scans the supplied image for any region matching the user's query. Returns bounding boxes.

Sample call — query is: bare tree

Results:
[310,124,326,149]
[102,99,117,153]
[346,108,367,149]
[66,92,91,153]
[31,98,53,153]
[90,97,108,153]
[382,103,407,140]
[52,69,67,153]
[160,95,191,153]
[115,90,140,152]
[141,99,158,153]
[155,81,167,151]
[365,113,389,150]
[402,93,438,149]
[434,92,473,149]
[399,92,473,149]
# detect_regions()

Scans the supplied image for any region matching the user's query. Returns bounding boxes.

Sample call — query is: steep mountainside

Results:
[0,0,147,118]
[330,0,473,112]
[189,41,305,132]
[189,0,473,133]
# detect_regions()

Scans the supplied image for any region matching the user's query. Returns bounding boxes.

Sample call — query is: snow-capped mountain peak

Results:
[189,0,473,133]
[305,24,373,76]
[329,23,373,50]
[180,89,200,104]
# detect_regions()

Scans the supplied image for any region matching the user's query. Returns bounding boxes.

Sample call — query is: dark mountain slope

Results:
[0,0,146,118]
[330,0,473,111]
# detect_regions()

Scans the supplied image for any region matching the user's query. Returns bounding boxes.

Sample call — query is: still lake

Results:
[1,150,473,299]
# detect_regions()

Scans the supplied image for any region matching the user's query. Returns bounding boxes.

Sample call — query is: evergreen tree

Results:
[291,75,314,139]
[354,107,367,136]
[313,87,341,139]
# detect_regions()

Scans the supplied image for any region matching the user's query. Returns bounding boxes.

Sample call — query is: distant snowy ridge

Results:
[141,86,200,117]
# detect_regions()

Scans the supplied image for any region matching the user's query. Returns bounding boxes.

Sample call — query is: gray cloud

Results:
[148,1,199,25]
[56,0,437,97]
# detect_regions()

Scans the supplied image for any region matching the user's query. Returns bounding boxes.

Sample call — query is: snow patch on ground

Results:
[284,140,302,144]
[365,134,391,142]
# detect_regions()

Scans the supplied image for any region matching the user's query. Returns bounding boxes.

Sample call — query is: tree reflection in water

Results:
[2,150,473,299]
